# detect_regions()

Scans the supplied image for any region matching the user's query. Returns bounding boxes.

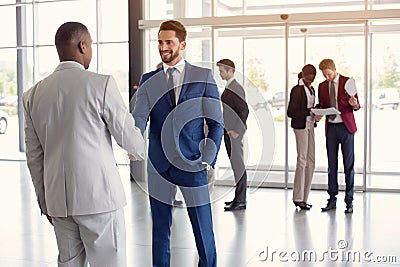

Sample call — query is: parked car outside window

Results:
[0,95,18,107]
[0,110,8,134]
[372,88,400,110]
[267,92,285,110]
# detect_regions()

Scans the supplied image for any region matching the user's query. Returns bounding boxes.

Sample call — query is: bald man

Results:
[23,21,145,267]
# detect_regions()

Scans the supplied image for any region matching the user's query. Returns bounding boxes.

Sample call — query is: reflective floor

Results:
[1,161,399,266]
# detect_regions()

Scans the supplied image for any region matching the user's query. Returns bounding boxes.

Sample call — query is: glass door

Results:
[368,19,400,190]
[214,26,284,187]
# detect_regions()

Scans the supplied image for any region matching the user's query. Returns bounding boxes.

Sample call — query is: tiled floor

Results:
[1,161,399,267]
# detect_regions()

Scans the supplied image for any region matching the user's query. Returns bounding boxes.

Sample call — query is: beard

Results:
[159,49,180,64]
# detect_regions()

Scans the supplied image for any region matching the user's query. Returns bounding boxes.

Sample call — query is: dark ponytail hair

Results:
[298,72,303,79]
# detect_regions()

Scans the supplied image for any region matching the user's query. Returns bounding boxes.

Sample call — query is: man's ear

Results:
[180,41,186,51]
[78,41,85,54]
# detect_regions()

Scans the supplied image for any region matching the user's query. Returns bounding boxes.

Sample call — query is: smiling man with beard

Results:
[132,20,224,267]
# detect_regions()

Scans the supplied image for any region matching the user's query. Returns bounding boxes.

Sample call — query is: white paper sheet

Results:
[310,107,341,116]
[345,77,357,96]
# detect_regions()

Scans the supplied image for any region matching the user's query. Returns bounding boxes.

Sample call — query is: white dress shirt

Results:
[163,59,185,104]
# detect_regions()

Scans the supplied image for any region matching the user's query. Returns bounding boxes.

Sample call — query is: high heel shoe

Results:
[293,201,311,210]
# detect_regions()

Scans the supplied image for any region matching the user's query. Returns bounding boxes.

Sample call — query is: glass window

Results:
[245,0,364,15]
[145,0,173,20]
[0,7,16,47]
[98,0,128,42]
[215,0,366,16]
[35,46,59,81]
[36,0,96,45]
[215,0,243,16]
[185,0,212,17]
[185,27,212,65]
[243,33,285,178]
[0,48,19,159]
[145,0,212,19]
[98,43,129,95]
[0,0,31,4]
[370,0,400,10]
[368,20,400,189]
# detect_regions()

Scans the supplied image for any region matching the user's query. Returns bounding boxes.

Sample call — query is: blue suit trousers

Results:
[326,123,355,205]
[148,164,217,267]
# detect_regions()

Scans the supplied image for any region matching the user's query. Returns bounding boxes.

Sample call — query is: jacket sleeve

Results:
[23,86,48,215]
[231,86,249,136]
[132,75,151,136]
[202,70,224,168]
[102,75,145,160]
[287,85,303,119]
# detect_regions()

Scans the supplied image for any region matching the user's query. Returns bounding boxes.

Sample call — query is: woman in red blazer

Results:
[317,59,360,214]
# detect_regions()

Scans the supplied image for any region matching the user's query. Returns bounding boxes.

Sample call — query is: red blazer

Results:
[318,75,360,134]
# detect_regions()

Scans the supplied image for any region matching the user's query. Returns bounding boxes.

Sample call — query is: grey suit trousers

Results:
[224,132,247,203]
[53,208,126,267]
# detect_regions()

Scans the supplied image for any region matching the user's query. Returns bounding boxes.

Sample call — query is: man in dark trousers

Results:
[317,58,360,214]
[133,20,223,267]
[217,59,249,211]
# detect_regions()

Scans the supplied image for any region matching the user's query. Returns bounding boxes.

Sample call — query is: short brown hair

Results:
[319,59,336,71]
[159,20,187,42]
[216,59,235,73]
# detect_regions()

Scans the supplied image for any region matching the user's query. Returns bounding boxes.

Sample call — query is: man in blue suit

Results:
[133,20,224,267]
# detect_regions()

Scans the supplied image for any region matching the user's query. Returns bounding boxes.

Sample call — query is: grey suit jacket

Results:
[23,61,145,217]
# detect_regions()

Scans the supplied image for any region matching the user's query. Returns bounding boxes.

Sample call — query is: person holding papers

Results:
[287,64,320,210]
[317,59,360,214]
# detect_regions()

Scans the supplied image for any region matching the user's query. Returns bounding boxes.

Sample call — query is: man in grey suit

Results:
[217,59,249,211]
[23,22,145,267]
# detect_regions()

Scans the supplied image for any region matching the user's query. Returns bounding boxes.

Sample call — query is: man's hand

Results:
[202,161,211,171]
[348,96,358,107]
[227,130,239,139]
[314,115,323,122]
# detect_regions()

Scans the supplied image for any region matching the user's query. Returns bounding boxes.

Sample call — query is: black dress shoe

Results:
[293,201,311,210]
[224,202,246,211]
[321,199,336,212]
[224,200,234,206]
[345,204,353,214]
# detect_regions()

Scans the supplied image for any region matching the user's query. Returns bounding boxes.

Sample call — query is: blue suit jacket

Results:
[133,62,224,174]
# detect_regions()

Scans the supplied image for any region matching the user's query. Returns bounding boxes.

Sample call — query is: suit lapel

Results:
[153,68,173,107]
[178,62,192,104]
